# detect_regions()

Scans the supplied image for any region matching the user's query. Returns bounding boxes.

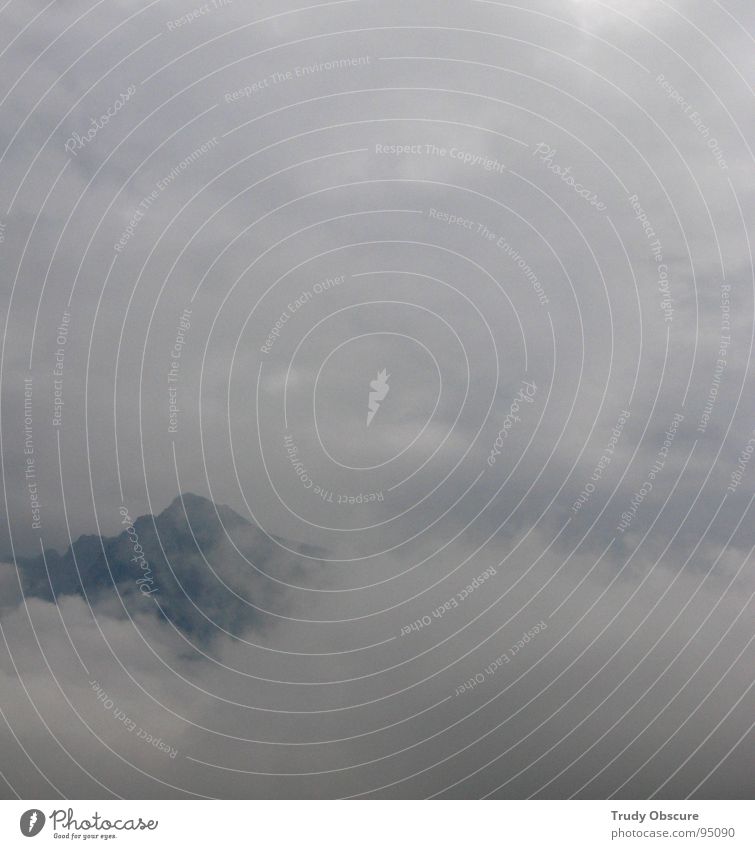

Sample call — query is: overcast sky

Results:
[0,0,752,799]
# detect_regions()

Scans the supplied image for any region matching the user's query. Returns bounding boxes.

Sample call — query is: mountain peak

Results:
[160,492,249,528]
[16,492,298,643]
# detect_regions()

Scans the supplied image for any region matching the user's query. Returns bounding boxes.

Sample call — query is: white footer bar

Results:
[3,800,751,848]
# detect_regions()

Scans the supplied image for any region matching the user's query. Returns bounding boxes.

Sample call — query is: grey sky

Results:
[0,0,752,799]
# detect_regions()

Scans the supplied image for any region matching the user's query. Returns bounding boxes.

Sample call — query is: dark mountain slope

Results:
[15,493,316,644]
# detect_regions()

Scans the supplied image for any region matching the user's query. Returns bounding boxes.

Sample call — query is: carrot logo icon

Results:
[366,369,390,427]
[20,809,46,837]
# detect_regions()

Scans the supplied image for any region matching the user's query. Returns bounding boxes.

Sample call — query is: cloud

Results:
[0,0,752,799]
